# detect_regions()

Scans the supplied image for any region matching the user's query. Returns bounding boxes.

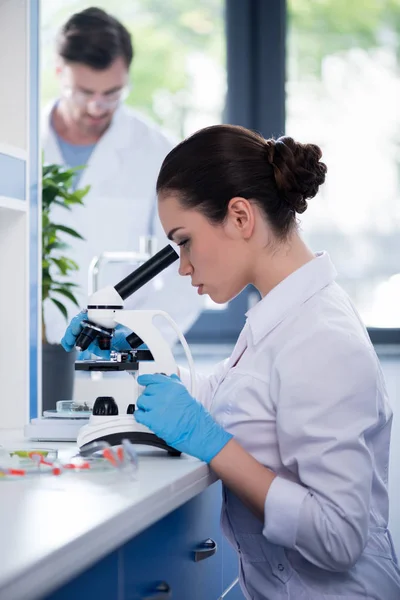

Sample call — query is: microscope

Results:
[73,244,196,455]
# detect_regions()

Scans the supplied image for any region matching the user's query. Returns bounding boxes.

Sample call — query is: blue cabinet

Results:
[45,552,120,600]
[123,482,223,600]
[46,482,243,600]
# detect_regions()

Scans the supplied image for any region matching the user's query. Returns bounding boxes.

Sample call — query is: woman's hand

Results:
[136,373,232,462]
[61,310,133,358]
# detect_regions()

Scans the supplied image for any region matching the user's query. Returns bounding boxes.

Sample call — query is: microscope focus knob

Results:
[92,396,119,416]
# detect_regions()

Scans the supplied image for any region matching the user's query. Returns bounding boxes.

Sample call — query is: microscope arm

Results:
[116,310,196,398]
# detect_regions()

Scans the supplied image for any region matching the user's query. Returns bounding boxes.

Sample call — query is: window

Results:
[287,0,400,329]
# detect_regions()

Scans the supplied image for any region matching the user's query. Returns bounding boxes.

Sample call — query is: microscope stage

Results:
[75,360,138,371]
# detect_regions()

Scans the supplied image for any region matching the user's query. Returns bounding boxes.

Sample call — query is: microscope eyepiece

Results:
[114,245,178,300]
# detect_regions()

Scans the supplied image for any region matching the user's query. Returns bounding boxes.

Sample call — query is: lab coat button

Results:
[272,552,291,582]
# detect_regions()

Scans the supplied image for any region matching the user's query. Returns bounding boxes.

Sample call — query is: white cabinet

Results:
[0,209,28,427]
[0,0,40,427]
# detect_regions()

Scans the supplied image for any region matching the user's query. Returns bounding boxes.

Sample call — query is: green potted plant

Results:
[42,163,90,412]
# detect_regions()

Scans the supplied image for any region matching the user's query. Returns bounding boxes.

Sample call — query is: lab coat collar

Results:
[246,252,337,345]
[42,101,54,136]
[77,105,131,189]
[42,101,63,165]
[42,102,132,189]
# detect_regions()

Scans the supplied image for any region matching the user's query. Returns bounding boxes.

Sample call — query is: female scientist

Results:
[63,125,400,598]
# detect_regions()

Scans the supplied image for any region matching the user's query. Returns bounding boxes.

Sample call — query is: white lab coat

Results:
[42,103,204,345]
[181,252,400,599]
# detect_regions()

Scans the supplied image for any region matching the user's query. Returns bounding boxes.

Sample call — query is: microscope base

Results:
[77,417,181,456]
[80,431,181,456]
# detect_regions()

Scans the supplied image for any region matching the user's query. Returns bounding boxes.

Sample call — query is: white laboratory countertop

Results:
[0,429,216,600]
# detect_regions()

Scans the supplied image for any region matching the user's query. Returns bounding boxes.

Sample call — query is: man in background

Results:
[42,6,203,345]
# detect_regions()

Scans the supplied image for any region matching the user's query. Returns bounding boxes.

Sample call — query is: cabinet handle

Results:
[193,537,218,562]
[141,581,172,600]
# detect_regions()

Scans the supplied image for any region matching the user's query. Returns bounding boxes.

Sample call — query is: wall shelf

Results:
[0,196,27,212]
[0,143,27,161]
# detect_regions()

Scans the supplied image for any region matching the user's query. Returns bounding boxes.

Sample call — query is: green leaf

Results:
[70,185,90,201]
[49,257,69,275]
[47,241,68,251]
[42,164,59,177]
[42,177,61,187]
[51,199,72,210]
[55,281,79,288]
[62,192,86,205]
[50,257,79,274]
[53,288,80,307]
[42,186,60,205]
[63,258,79,270]
[42,213,50,228]
[50,298,69,321]
[52,224,85,240]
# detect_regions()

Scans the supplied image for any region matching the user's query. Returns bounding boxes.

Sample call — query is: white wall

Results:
[0,0,27,152]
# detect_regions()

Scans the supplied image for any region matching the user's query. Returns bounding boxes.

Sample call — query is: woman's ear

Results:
[225,197,255,240]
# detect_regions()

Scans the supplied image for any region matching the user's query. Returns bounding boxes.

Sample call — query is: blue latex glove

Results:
[135,373,233,463]
[61,310,134,359]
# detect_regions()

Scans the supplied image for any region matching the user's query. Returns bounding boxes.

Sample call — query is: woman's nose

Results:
[179,252,193,277]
